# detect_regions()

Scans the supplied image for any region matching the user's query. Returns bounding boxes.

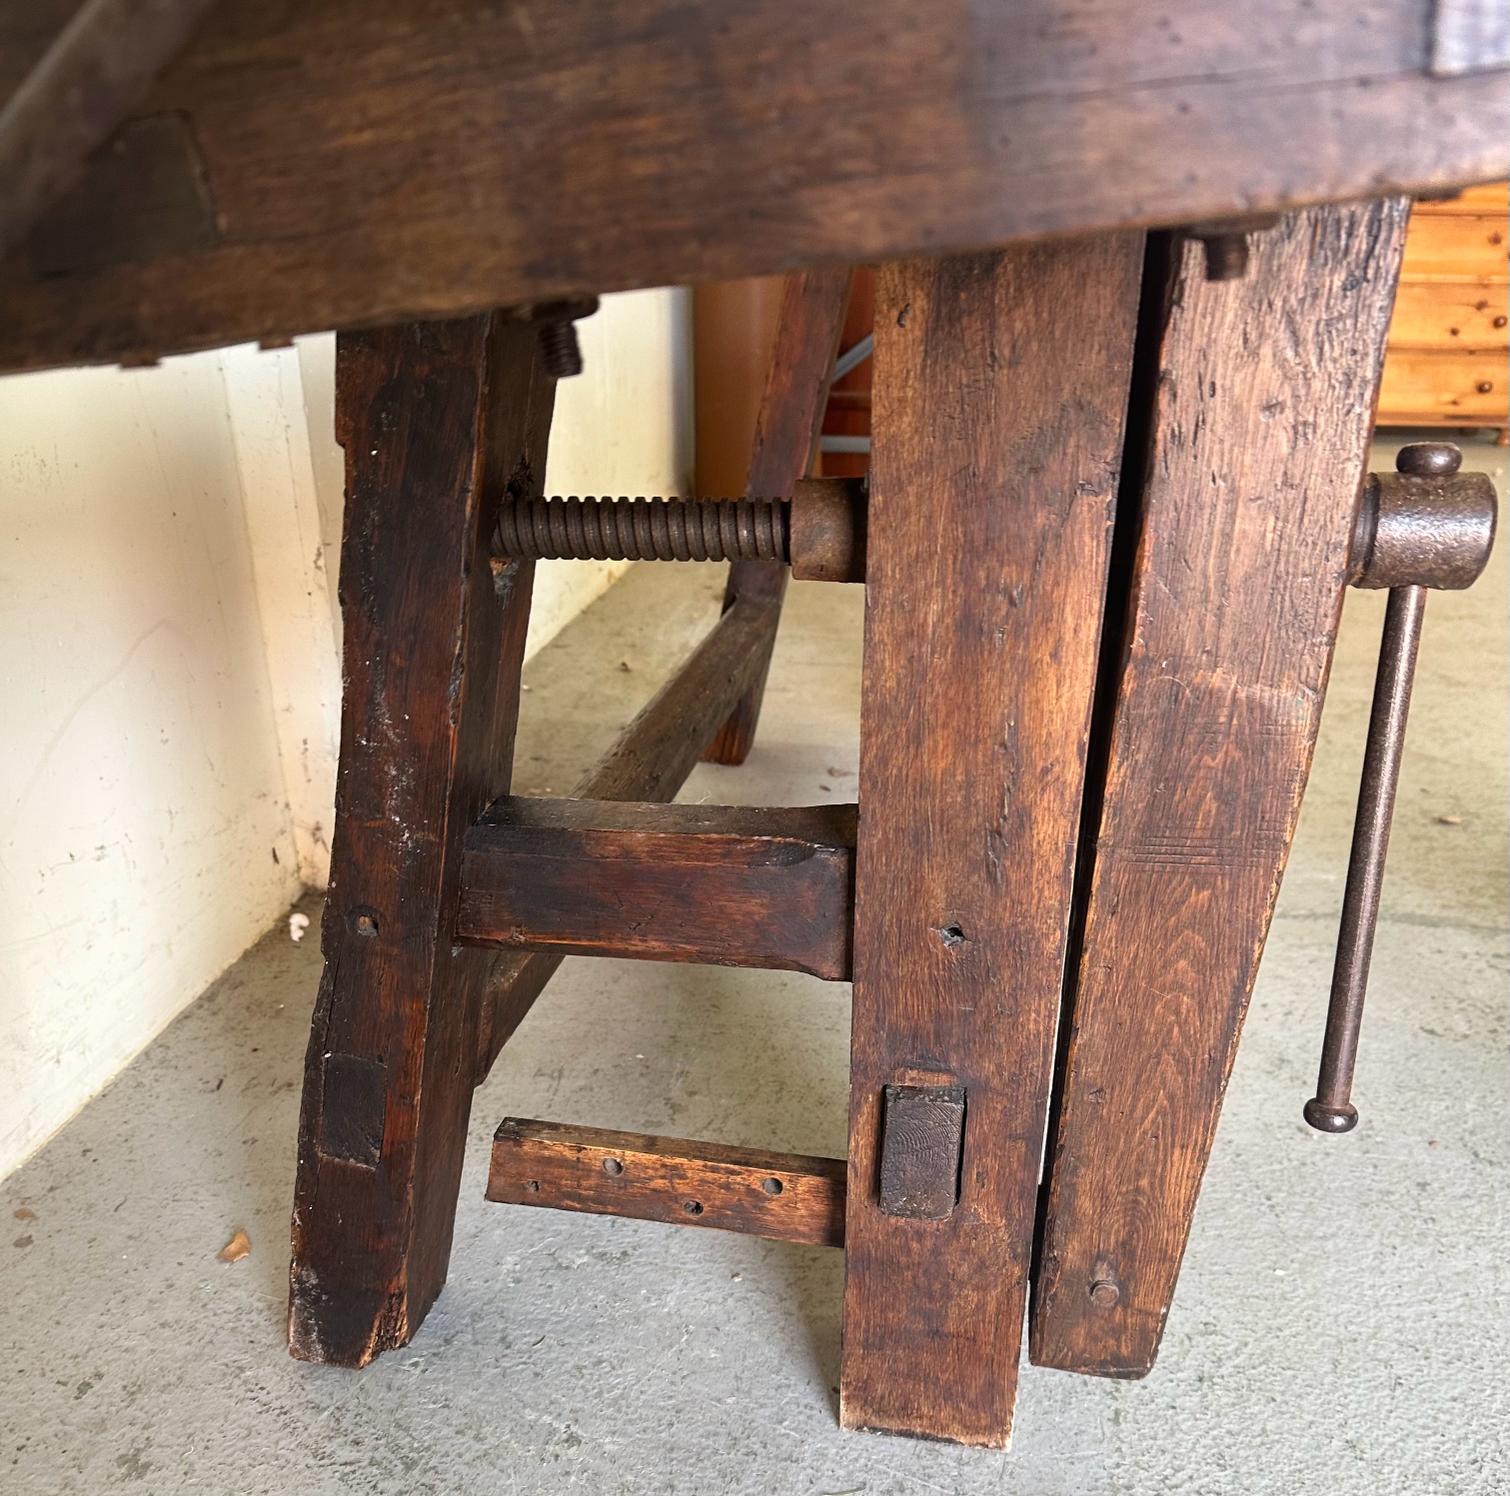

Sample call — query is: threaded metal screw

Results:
[528,297,599,379]
[538,319,583,378]
[494,495,790,565]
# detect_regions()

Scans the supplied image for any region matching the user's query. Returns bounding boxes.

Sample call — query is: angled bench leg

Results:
[1030,200,1410,1379]
[703,268,851,765]
[288,313,554,1367]
[840,237,1145,1446]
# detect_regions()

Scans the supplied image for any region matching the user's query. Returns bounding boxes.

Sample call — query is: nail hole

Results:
[937,923,967,947]
[683,1201,704,1217]
[350,908,380,939]
[761,1177,784,1196]
[525,1180,540,1193]
[602,1158,624,1176]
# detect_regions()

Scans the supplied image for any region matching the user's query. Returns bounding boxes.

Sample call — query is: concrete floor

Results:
[3,435,1505,1495]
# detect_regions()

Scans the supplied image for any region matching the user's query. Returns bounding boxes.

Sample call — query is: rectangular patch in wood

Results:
[314,1053,387,1167]
[877,1084,966,1220]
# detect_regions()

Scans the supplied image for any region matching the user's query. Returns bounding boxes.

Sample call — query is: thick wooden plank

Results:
[704,268,851,765]
[840,237,1145,1447]
[287,313,555,1368]
[1030,201,1412,1380]
[0,1,1503,371]
[0,0,218,255]
[487,1120,845,1248]
[472,594,784,1080]
[458,799,855,980]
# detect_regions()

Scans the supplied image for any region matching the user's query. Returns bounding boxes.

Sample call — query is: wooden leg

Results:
[1030,200,1410,1379]
[702,268,851,765]
[288,314,554,1367]
[839,237,1145,1446]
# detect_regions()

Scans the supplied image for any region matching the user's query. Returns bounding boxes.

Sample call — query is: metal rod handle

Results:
[1304,582,1426,1132]
[1300,436,1495,1135]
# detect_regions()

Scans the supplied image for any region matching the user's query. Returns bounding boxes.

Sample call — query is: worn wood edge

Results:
[473,795,858,844]
[286,312,555,1371]
[473,596,782,1079]
[1028,232,1178,1377]
[486,1119,846,1248]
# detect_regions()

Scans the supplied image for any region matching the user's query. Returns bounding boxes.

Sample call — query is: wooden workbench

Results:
[3,0,1506,1453]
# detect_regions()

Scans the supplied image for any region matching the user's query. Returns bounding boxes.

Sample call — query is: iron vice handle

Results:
[1305,443,1497,1133]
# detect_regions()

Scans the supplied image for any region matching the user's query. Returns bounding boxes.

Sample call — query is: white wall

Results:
[0,354,302,1176]
[533,289,695,654]
[0,288,691,1177]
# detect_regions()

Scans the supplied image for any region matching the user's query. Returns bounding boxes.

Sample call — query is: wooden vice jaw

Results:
[288,203,1495,1448]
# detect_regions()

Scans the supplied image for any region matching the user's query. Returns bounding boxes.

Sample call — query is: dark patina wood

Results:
[876,1085,967,1222]
[473,594,782,1082]
[1,1,1502,372]
[288,312,554,1368]
[0,0,218,256]
[704,268,851,765]
[458,799,855,980]
[487,1120,845,1249]
[839,238,1145,1447]
[23,113,218,281]
[1030,200,1412,1380]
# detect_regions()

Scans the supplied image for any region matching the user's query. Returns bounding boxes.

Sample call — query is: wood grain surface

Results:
[1030,200,1412,1379]
[458,798,856,979]
[0,1,1501,371]
[876,1085,968,1222]
[487,1120,846,1248]
[288,313,554,1368]
[839,236,1145,1446]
